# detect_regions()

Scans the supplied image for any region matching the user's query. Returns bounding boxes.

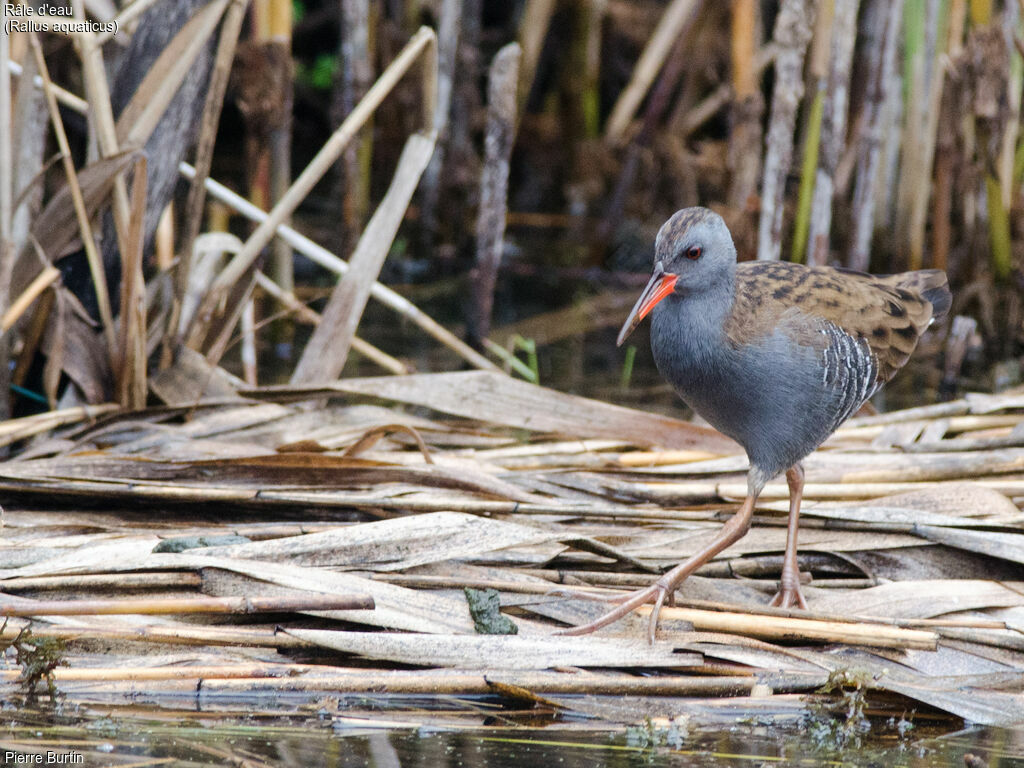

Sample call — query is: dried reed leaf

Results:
[285,630,702,670]
[40,289,110,404]
[116,154,148,409]
[0,536,159,580]
[251,371,740,451]
[291,133,436,382]
[913,526,1024,567]
[793,503,1024,528]
[810,580,1024,618]
[30,150,138,260]
[876,643,1017,679]
[186,556,500,635]
[4,452,540,501]
[199,511,553,571]
[847,484,1021,518]
[149,346,245,404]
[41,288,67,406]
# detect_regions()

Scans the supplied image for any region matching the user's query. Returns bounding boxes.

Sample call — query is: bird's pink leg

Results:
[769,463,809,610]
[554,494,757,642]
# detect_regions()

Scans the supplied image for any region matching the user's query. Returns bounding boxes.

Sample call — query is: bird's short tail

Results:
[898,269,952,324]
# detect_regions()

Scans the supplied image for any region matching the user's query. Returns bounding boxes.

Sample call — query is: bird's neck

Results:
[650,272,736,380]
[669,272,736,336]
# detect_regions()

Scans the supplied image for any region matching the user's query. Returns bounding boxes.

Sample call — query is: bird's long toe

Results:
[552,582,665,637]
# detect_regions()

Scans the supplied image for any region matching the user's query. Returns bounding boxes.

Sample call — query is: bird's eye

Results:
[686,246,702,260]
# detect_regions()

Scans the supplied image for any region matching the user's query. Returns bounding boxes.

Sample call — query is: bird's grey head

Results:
[616,208,737,346]
[653,207,737,293]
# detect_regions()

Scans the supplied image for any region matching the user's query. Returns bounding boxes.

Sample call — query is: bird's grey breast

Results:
[648,294,761,439]
[649,296,878,476]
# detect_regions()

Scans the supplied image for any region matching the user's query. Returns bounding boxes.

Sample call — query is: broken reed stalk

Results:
[470,42,521,345]
[848,0,903,271]
[717,478,1024,501]
[516,0,556,115]
[842,398,969,426]
[930,0,965,274]
[265,0,296,298]
[170,0,249,362]
[69,7,137,274]
[604,0,700,142]
[0,265,59,333]
[806,0,860,266]
[907,0,951,269]
[0,594,374,617]
[6,59,87,112]
[369,574,1003,632]
[0,663,324,682]
[1,572,202,591]
[837,413,1019,437]
[9,36,48,255]
[897,0,925,258]
[999,0,1023,208]
[480,337,540,381]
[187,26,438,360]
[240,299,257,386]
[662,596,1007,631]
[617,449,734,466]
[7,469,1024,516]
[289,133,435,382]
[27,32,118,370]
[644,605,937,649]
[0,623,310,648]
[987,176,1012,282]
[5,669,827,696]
[931,89,955,271]
[757,0,819,260]
[970,1,1013,284]
[417,0,463,240]
[791,0,832,263]
[726,0,763,212]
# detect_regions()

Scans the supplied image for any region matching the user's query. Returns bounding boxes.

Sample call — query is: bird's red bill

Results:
[617,270,678,347]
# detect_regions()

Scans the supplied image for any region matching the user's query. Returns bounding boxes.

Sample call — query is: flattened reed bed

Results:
[2,374,1024,727]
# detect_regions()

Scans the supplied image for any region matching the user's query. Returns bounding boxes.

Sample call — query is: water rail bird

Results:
[559,207,951,640]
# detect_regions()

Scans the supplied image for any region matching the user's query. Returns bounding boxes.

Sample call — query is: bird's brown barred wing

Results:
[726,262,949,386]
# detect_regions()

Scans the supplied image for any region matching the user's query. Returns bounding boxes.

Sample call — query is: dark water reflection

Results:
[2,701,1022,767]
